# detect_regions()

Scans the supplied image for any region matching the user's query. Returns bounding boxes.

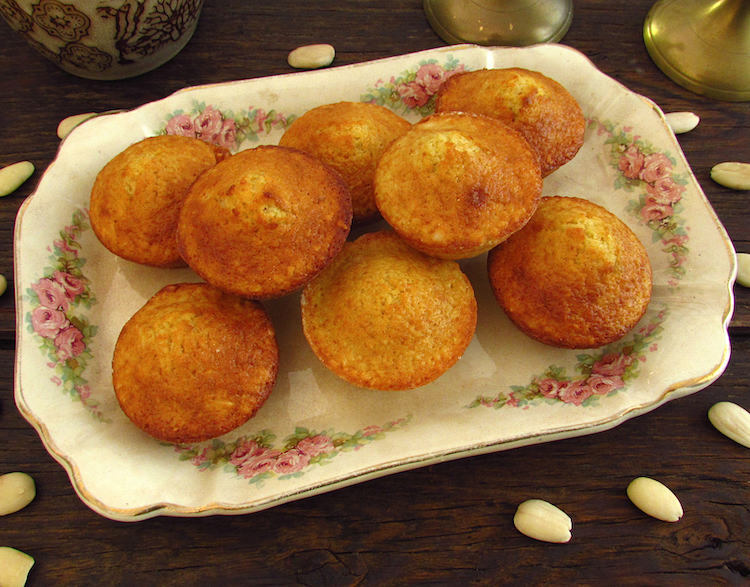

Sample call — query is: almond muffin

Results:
[301,230,477,390]
[279,101,411,224]
[112,282,279,443]
[487,196,652,348]
[435,68,585,176]
[374,112,542,260]
[90,135,230,267]
[177,145,352,299]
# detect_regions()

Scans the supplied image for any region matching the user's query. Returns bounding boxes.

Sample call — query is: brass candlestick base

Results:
[644,0,750,101]
[423,0,573,46]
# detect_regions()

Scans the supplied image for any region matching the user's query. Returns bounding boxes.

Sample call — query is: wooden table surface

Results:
[1,1,748,584]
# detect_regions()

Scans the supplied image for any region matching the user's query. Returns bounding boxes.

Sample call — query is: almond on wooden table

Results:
[708,401,750,448]
[0,161,34,197]
[665,111,699,134]
[0,547,34,587]
[287,44,335,69]
[0,472,35,516]
[626,477,683,522]
[710,162,750,190]
[57,112,98,139]
[513,498,572,543]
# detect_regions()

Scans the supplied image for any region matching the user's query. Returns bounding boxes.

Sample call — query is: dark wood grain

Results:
[1,1,748,584]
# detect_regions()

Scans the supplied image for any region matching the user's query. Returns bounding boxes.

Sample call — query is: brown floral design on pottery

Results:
[32,0,90,42]
[0,0,33,32]
[0,0,203,80]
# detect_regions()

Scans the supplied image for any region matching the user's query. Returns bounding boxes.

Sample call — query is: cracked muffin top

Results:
[435,68,585,177]
[90,135,229,268]
[112,282,279,443]
[279,101,411,224]
[374,112,542,260]
[301,230,477,390]
[487,196,652,349]
[177,145,352,299]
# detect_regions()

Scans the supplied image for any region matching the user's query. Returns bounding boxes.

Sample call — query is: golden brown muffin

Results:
[177,145,352,299]
[301,230,477,390]
[435,68,585,177]
[487,196,652,349]
[374,112,542,260]
[89,135,230,267]
[279,101,411,224]
[112,282,279,443]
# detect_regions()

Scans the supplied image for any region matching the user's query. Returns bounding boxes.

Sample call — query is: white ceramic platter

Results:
[14,44,736,521]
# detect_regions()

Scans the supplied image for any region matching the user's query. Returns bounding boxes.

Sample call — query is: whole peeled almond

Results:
[0,472,36,516]
[287,44,335,69]
[57,112,98,139]
[0,161,34,197]
[708,401,750,448]
[513,498,572,543]
[710,162,750,191]
[0,547,34,587]
[738,253,750,288]
[626,476,683,522]
[664,111,699,134]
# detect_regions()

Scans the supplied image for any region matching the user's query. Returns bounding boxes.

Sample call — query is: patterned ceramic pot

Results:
[0,0,203,80]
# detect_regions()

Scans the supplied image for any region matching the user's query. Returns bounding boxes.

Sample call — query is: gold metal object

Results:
[643,0,750,101]
[423,0,573,46]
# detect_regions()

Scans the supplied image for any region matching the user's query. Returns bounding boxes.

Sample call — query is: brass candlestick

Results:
[644,0,750,101]
[423,0,573,46]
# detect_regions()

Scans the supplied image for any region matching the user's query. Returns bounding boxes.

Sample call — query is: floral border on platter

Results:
[157,55,466,152]
[360,55,465,115]
[173,415,413,485]
[468,308,668,410]
[160,102,296,151]
[24,207,106,422]
[591,118,690,286]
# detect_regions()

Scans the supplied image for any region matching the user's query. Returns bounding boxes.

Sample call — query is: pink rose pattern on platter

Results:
[360,55,465,115]
[592,119,690,286]
[162,102,296,151]
[470,309,667,409]
[25,208,105,421]
[173,416,412,484]
[161,55,465,151]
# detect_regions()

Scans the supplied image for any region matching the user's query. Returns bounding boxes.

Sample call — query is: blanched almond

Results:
[665,111,699,134]
[710,162,750,190]
[627,477,683,522]
[0,472,35,516]
[57,112,98,139]
[736,253,750,288]
[708,401,750,448]
[0,161,34,197]
[513,498,572,543]
[0,547,34,587]
[288,44,335,69]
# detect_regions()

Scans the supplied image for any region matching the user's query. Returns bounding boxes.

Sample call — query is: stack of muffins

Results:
[90,67,652,444]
